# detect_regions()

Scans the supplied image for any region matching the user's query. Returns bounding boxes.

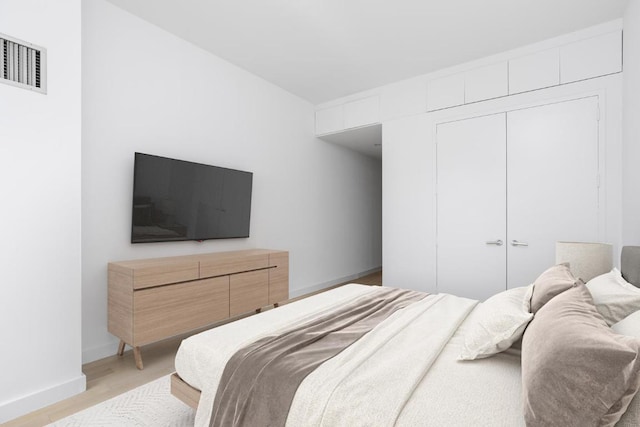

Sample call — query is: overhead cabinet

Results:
[315,105,344,135]
[315,95,380,136]
[426,74,465,111]
[464,62,508,103]
[508,48,560,94]
[380,79,428,121]
[427,62,509,111]
[560,31,622,84]
[343,96,380,129]
[427,30,621,112]
[436,97,600,300]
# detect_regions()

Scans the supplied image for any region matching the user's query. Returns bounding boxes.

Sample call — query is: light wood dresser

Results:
[108,248,289,369]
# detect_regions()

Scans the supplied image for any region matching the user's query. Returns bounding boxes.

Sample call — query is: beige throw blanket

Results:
[209,288,427,427]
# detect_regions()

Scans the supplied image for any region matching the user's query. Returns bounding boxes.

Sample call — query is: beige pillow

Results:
[612,310,640,426]
[458,285,534,360]
[529,263,581,313]
[522,285,640,426]
[618,394,640,427]
[587,268,640,325]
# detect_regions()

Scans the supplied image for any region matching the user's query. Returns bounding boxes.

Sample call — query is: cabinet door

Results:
[464,62,508,103]
[268,252,289,304]
[134,276,229,345]
[427,74,465,111]
[230,269,269,316]
[507,97,600,288]
[344,96,380,129]
[437,113,507,300]
[315,105,344,135]
[560,31,622,84]
[380,79,427,121]
[509,48,560,94]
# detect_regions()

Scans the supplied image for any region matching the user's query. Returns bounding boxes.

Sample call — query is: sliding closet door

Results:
[437,113,507,301]
[507,96,600,288]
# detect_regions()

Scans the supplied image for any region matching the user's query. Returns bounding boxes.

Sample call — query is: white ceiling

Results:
[105,0,629,104]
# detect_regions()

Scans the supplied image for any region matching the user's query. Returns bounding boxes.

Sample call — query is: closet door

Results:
[437,113,507,300]
[507,96,600,288]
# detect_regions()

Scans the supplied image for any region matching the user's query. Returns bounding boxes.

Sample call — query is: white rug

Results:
[48,376,195,426]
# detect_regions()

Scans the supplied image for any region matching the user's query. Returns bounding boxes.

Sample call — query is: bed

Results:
[171,246,640,427]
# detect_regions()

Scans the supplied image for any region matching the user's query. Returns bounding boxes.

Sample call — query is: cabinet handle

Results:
[485,240,503,246]
[511,240,529,247]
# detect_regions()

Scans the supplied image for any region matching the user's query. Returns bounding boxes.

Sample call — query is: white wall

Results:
[623,0,640,245]
[82,0,382,363]
[0,0,84,422]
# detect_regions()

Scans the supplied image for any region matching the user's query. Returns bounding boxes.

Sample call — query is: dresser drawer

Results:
[132,259,199,289]
[200,253,269,278]
[133,277,229,345]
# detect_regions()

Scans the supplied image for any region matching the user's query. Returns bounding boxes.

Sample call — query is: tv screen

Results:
[131,153,253,243]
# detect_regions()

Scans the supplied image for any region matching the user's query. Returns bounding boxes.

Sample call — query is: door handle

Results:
[485,240,503,246]
[511,240,529,247]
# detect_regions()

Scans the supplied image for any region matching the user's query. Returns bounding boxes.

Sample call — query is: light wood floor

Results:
[5,270,382,427]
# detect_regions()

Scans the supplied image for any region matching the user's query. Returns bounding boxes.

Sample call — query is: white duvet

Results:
[176,285,523,426]
[286,292,476,426]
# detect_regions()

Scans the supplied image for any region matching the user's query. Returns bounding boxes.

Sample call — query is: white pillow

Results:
[586,268,640,326]
[458,284,534,361]
[612,310,640,337]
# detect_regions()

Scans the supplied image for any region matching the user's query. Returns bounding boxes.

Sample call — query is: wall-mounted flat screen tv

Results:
[131,153,253,243]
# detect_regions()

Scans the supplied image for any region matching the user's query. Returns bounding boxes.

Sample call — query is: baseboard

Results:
[289,266,382,299]
[0,374,86,423]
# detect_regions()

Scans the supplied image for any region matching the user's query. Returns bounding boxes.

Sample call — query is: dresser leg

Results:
[274,302,279,308]
[117,340,126,356]
[255,307,262,313]
[133,347,144,370]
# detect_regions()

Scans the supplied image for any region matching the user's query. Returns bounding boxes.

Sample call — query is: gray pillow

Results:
[529,263,581,313]
[522,285,640,426]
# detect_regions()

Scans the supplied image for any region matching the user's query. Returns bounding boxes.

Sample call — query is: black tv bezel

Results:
[131,152,253,244]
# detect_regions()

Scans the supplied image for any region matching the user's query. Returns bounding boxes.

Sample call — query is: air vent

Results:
[1,33,46,94]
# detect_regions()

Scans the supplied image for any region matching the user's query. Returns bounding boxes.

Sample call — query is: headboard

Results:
[621,246,640,287]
